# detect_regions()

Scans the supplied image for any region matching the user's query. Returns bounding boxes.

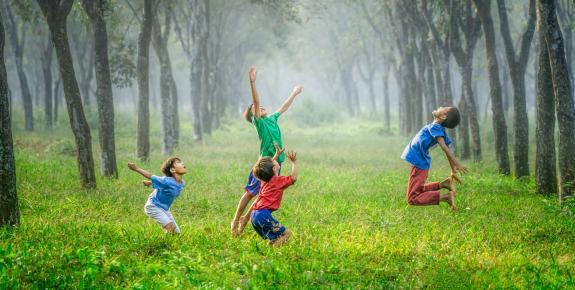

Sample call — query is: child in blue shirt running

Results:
[401,106,468,210]
[128,157,187,234]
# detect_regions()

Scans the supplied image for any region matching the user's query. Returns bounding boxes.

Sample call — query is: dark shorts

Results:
[244,162,282,196]
[251,209,286,240]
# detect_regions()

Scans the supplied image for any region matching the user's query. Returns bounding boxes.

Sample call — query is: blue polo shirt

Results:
[149,175,185,211]
[401,123,452,170]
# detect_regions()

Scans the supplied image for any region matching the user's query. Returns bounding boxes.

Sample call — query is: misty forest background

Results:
[0,0,575,288]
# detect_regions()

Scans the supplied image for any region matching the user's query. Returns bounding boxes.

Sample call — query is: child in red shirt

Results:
[250,150,298,246]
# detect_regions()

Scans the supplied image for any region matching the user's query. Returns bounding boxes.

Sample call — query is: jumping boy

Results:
[251,149,298,246]
[231,66,302,236]
[128,157,186,234]
[401,106,468,210]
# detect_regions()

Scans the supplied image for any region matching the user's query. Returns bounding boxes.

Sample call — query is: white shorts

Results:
[144,199,181,233]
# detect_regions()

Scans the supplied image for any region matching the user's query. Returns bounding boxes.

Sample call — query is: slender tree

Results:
[473,0,511,175]
[497,0,536,178]
[3,2,33,131]
[136,0,153,160]
[81,0,118,178]
[41,33,53,129]
[37,0,96,188]
[0,9,19,227]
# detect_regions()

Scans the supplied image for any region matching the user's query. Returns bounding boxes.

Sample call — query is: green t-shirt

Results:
[253,111,285,163]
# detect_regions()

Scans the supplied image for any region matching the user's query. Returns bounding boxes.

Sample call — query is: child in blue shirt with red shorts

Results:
[401,106,468,210]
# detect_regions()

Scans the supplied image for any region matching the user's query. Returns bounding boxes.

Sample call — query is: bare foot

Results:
[440,178,456,196]
[446,190,457,211]
[231,220,239,237]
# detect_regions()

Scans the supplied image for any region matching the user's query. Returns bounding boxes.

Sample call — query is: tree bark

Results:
[0,11,19,227]
[535,26,557,194]
[38,0,97,189]
[82,0,118,178]
[137,0,153,160]
[538,0,575,197]
[473,0,511,175]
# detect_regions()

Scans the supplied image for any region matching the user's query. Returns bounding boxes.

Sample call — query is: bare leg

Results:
[269,229,291,247]
[238,204,254,234]
[231,192,254,236]
[440,191,457,211]
[440,177,456,196]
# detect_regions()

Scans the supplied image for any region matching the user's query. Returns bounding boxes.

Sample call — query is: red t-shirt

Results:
[252,175,294,211]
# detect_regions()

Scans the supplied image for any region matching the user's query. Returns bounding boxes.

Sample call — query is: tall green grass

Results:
[1,113,574,288]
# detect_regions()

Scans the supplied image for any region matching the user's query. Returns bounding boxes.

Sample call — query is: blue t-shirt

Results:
[149,175,185,211]
[401,123,452,170]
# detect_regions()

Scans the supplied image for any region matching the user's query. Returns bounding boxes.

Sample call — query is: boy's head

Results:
[252,156,280,182]
[433,106,460,129]
[161,157,187,177]
[243,104,268,123]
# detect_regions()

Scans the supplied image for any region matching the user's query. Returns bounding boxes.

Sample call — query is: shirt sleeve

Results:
[277,175,294,189]
[151,175,170,190]
[429,124,452,145]
[271,111,281,122]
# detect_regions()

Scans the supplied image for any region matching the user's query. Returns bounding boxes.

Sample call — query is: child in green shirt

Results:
[231,66,302,236]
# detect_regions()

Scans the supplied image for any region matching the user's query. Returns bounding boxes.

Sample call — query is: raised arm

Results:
[278,86,303,114]
[128,162,152,179]
[286,150,298,182]
[437,137,468,184]
[272,141,285,161]
[249,66,261,119]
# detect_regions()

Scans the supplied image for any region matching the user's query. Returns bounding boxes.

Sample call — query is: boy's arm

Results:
[249,66,261,119]
[128,162,152,179]
[437,137,468,183]
[272,141,284,161]
[278,86,303,114]
[286,150,298,182]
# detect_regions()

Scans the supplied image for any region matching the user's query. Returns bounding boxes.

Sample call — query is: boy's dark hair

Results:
[161,157,181,177]
[253,157,275,182]
[442,107,461,129]
[243,104,254,123]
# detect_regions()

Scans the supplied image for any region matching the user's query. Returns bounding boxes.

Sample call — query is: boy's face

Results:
[252,105,268,117]
[432,107,449,121]
[172,161,187,175]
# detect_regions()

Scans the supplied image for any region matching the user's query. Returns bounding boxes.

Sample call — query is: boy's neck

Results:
[173,174,183,183]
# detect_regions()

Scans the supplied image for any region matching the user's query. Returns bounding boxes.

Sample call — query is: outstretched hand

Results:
[274,141,285,154]
[286,150,297,162]
[450,164,468,185]
[292,86,303,96]
[143,180,152,187]
[128,162,138,171]
[249,66,257,82]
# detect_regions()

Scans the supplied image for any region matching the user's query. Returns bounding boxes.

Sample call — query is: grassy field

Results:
[1,112,574,289]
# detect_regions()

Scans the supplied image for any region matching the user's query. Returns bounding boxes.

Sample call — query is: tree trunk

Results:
[538,0,575,198]
[383,65,391,131]
[42,35,53,129]
[457,92,471,159]
[0,12,19,227]
[53,75,61,124]
[473,0,511,175]
[4,4,33,131]
[82,0,118,178]
[535,27,557,194]
[497,0,535,178]
[137,0,153,160]
[38,0,97,189]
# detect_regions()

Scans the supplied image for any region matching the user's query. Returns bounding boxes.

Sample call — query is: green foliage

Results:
[1,117,574,288]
